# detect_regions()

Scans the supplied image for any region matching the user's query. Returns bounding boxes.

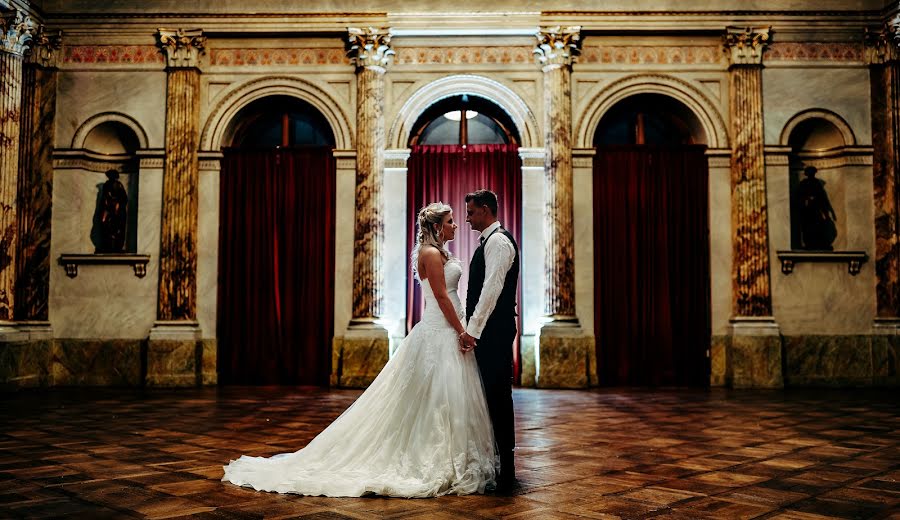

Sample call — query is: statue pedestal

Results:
[146,321,206,387]
[332,323,390,388]
[536,322,596,388]
[729,317,783,388]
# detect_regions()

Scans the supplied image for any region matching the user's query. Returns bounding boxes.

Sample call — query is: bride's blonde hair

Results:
[410,202,453,280]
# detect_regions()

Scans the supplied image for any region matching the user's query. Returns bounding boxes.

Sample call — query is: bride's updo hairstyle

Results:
[411,202,452,279]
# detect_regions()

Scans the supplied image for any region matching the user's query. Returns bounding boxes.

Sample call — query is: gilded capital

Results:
[534,26,582,70]
[26,26,62,68]
[0,9,36,57]
[347,27,394,70]
[723,26,771,66]
[864,22,900,65]
[157,28,206,68]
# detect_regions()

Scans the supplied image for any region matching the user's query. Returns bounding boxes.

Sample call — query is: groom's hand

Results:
[459,332,477,352]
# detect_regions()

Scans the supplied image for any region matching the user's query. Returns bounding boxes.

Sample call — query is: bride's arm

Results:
[419,247,466,335]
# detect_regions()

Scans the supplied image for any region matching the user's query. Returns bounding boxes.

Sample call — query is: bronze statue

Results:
[96,169,128,253]
[794,166,837,250]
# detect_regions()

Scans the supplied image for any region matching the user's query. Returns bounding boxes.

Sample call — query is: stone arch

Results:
[201,76,353,150]
[389,74,539,149]
[576,74,728,149]
[71,112,149,150]
[779,109,856,148]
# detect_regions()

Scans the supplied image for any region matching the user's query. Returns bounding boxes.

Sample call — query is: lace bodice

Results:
[419,258,464,327]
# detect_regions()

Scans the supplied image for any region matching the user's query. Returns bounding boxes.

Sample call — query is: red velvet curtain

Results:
[218,147,335,385]
[406,144,522,379]
[593,146,710,386]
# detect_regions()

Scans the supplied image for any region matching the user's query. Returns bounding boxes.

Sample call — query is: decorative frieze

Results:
[347,27,394,70]
[393,46,533,65]
[723,26,771,66]
[766,42,864,62]
[210,48,348,66]
[63,45,164,65]
[580,45,723,65]
[157,28,206,69]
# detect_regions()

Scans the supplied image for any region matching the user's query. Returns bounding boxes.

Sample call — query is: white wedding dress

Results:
[222,258,498,497]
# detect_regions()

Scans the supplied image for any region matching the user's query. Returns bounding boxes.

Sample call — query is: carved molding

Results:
[157,28,206,68]
[383,149,409,169]
[347,27,394,70]
[723,26,771,66]
[201,76,354,150]
[534,26,582,70]
[779,109,857,147]
[26,26,62,67]
[71,111,150,149]
[520,147,546,168]
[0,8,36,56]
[53,149,137,173]
[864,22,900,64]
[389,74,539,149]
[575,73,728,149]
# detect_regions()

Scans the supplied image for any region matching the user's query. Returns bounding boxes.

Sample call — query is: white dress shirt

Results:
[466,221,516,339]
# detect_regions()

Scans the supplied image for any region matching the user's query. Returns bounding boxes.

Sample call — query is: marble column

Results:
[866,23,900,323]
[16,26,61,326]
[533,26,595,388]
[724,26,782,388]
[0,10,35,328]
[867,19,900,382]
[333,28,394,388]
[148,28,207,387]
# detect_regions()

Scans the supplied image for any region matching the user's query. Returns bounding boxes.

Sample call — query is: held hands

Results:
[458,331,477,353]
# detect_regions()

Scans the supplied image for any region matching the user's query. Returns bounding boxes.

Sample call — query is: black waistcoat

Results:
[466,227,519,324]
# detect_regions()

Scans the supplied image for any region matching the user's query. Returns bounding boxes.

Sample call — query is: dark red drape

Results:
[406,144,523,380]
[593,145,710,386]
[218,147,335,385]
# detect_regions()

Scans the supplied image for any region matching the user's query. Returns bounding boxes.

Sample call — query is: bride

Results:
[222,202,499,497]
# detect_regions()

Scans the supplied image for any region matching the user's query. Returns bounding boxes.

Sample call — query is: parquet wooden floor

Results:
[0,387,897,519]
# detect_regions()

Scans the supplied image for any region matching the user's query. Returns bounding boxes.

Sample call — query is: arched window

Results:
[594,93,705,147]
[229,95,335,148]
[409,94,519,146]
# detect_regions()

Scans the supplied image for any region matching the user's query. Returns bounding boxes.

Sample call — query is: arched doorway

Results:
[593,93,711,386]
[405,94,524,381]
[218,95,336,385]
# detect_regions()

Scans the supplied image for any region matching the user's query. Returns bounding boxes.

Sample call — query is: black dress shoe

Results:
[493,476,517,495]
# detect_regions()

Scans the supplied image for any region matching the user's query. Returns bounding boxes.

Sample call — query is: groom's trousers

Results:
[475,317,517,480]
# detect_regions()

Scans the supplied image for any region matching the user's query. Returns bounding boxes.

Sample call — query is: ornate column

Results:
[866,21,900,325]
[0,9,35,330]
[333,27,394,388]
[533,26,594,388]
[724,26,782,388]
[148,28,206,387]
[16,26,61,327]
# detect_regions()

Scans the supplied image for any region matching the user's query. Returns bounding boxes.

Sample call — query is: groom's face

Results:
[465,200,486,232]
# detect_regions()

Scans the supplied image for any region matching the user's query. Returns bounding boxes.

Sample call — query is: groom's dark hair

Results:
[465,189,498,216]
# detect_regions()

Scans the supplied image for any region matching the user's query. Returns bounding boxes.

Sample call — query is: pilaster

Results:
[333,27,394,388]
[724,26,782,388]
[533,26,594,388]
[149,28,207,387]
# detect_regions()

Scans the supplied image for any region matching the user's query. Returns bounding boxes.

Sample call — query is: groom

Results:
[459,189,519,493]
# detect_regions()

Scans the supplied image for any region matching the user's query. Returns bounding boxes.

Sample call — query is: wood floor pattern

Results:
[0,387,898,519]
